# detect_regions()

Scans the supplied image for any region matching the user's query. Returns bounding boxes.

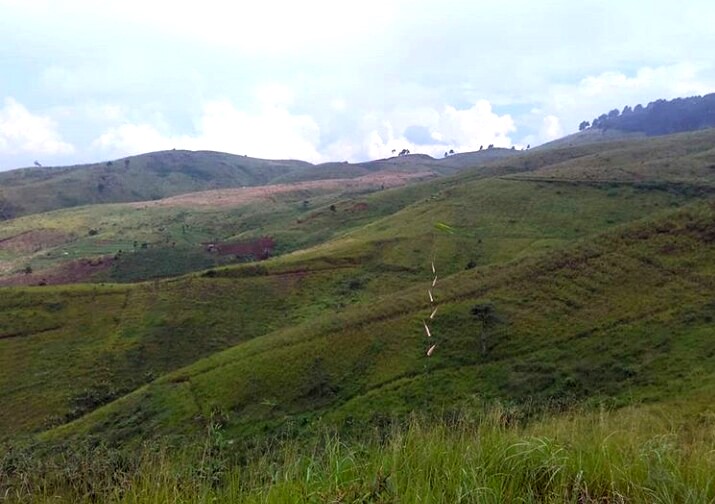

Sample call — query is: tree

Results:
[579,120,590,131]
[479,145,483,151]
[592,113,608,129]
[329,204,336,213]
[24,265,33,275]
[471,302,500,355]
[398,148,410,156]
[487,144,494,149]
[608,108,620,119]
[449,149,455,155]
[622,105,633,115]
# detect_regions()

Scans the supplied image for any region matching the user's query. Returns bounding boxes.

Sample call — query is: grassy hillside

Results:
[0,129,713,502]
[3,402,713,503]
[2,130,714,285]
[0,149,519,220]
[0,130,714,443]
[0,151,309,219]
[38,201,712,446]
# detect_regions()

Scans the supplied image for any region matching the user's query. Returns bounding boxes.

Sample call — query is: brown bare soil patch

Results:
[347,202,369,212]
[130,171,434,209]
[203,237,275,260]
[0,256,114,287]
[0,230,70,254]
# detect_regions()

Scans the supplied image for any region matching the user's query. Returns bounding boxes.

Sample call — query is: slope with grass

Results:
[3,400,714,503]
[2,130,714,285]
[37,200,712,446]
[1,130,714,444]
[0,150,311,219]
[0,130,714,503]
[0,148,520,220]
[0,171,434,284]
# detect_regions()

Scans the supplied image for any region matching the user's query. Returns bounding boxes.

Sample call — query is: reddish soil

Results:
[0,256,114,287]
[203,237,275,260]
[0,230,70,254]
[130,171,434,209]
[347,202,369,212]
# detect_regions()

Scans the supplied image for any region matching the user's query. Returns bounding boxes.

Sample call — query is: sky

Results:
[1,0,715,170]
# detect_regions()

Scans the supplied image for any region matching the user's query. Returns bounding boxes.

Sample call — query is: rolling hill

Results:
[0,147,518,220]
[0,126,713,502]
[2,131,714,286]
[0,128,713,442]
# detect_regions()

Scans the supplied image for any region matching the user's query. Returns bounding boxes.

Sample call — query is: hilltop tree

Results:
[588,93,715,136]
[471,302,501,355]
[579,120,590,131]
[398,148,410,156]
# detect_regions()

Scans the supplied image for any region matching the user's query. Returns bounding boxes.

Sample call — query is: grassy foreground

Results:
[2,403,713,503]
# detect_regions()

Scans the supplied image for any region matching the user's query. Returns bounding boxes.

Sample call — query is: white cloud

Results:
[7,0,399,58]
[5,0,715,169]
[0,98,75,156]
[94,123,174,154]
[539,115,563,142]
[437,101,516,151]
[329,100,517,160]
[93,99,322,162]
[540,63,715,136]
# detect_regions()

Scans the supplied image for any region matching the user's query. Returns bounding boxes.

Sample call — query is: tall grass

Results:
[2,404,713,503]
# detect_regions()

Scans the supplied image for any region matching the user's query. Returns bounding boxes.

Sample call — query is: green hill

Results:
[0,151,306,219]
[2,131,713,286]
[0,129,713,443]
[34,201,713,445]
[1,128,714,502]
[0,148,519,220]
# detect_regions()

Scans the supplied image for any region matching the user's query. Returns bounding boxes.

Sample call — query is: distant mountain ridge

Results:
[0,148,517,220]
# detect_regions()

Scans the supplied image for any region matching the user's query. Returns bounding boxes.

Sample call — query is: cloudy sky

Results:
[1,0,715,170]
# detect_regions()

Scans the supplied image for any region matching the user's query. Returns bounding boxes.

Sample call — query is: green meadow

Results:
[0,129,714,502]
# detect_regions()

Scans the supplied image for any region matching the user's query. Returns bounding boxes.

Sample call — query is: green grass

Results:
[2,403,713,503]
[2,129,714,284]
[0,132,713,440]
[0,150,312,218]
[29,201,713,447]
[0,130,714,501]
